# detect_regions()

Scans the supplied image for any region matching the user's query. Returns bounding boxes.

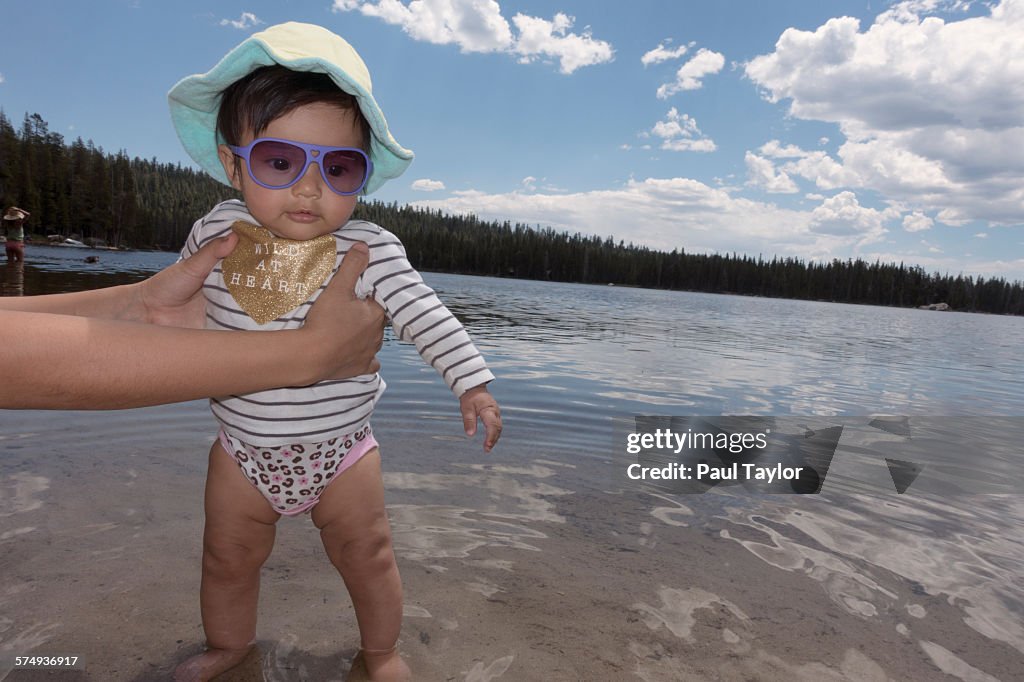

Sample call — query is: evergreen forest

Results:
[2,110,1022,315]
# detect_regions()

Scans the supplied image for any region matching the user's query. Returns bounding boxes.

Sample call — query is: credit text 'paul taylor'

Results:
[627,462,804,483]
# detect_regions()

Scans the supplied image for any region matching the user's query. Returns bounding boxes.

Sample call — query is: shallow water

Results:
[2,245,1022,680]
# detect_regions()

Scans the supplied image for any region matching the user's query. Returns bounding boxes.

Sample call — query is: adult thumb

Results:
[180,232,238,278]
[330,241,370,299]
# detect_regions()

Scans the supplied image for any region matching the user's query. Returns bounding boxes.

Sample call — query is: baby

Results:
[168,22,501,681]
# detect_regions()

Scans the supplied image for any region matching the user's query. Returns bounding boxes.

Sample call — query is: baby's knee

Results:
[324,522,395,574]
[203,536,272,580]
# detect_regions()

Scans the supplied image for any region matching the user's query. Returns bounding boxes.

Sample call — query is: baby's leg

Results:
[175,440,280,682]
[311,448,411,682]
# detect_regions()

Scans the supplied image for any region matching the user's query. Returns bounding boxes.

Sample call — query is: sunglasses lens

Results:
[248,140,307,188]
[322,150,369,194]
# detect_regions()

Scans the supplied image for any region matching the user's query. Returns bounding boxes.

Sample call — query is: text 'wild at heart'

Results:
[222,221,337,324]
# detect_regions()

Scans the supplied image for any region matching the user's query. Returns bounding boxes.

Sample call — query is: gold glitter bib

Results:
[221,221,337,325]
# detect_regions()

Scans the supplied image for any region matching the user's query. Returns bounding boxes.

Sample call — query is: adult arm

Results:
[0,233,237,325]
[0,242,384,410]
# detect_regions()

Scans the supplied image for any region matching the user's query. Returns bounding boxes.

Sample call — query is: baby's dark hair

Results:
[216,65,372,153]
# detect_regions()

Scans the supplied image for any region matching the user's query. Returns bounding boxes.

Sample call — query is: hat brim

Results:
[168,22,412,195]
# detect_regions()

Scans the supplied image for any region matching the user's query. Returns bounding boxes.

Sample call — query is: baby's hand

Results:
[459,385,502,452]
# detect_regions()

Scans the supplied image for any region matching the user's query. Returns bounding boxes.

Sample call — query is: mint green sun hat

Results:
[168,21,413,194]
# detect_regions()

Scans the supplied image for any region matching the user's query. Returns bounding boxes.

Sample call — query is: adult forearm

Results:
[1,310,318,410]
[0,283,143,320]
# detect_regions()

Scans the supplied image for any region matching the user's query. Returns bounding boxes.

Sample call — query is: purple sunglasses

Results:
[229,137,373,196]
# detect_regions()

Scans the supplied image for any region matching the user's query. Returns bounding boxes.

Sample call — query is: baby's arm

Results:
[351,226,502,450]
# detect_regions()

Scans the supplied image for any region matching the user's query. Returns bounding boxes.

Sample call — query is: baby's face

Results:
[218,102,364,241]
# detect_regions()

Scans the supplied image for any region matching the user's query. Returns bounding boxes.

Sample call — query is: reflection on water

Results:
[2,260,24,296]
[426,273,1024,429]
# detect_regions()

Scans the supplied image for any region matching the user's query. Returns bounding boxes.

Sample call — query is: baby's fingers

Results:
[480,406,502,452]
[462,404,478,437]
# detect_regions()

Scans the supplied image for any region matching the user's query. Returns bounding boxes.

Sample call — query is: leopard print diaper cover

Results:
[218,424,378,515]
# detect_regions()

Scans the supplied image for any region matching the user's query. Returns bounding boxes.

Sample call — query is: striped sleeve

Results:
[353,224,495,396]
[179,199,251,260]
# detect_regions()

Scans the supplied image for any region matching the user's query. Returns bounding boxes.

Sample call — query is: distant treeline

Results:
[2,110,1022,315]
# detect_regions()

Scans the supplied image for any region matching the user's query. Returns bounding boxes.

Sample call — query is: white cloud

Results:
[808,191,895,242]
[747,7,1024,131]
[412,178,446,192]
[758,139,809,159]
[511,13,614,74]
[664,139,716,153]
[745,152,799,193]
[413,177,814,258]
[878,0,977,24]
[781,147,862,190]
[903,211,934,232]
[334,1,613,74]
[975,232,988,238]
[0,73,5,84]
[344,0,512,51]
[220,12,263,29]
[754,138,940,196]
[641,39,691,66]
[862,250,1024,279]
[744,0,1024,227]
[649,108,717,153]
[656,48,725,98]
[521,176,537,191]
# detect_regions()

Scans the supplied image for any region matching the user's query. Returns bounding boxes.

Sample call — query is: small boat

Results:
[55,238,88,248]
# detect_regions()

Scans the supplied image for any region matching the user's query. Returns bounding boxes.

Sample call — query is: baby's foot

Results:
[173,645,254,682]
[348,648,412,682]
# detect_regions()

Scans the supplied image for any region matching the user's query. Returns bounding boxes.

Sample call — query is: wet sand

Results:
[2,404,1023,681]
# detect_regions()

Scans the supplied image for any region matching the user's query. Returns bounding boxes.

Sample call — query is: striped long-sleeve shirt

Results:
[180,199,494,446]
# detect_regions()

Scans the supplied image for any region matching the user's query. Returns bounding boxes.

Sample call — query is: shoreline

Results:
[4,244,1007,317]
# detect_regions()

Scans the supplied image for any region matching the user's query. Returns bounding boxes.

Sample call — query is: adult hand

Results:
[137,233,239,328]
[302,242,386,380]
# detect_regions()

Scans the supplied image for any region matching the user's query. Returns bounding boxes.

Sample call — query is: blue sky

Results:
[2,0,1023,280]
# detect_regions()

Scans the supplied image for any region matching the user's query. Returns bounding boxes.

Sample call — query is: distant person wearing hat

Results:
[166,22,501,681]
[3,207,29,262]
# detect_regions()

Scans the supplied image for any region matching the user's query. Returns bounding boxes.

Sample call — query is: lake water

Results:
[9,243,1023,417]
[3,243,1023,680]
